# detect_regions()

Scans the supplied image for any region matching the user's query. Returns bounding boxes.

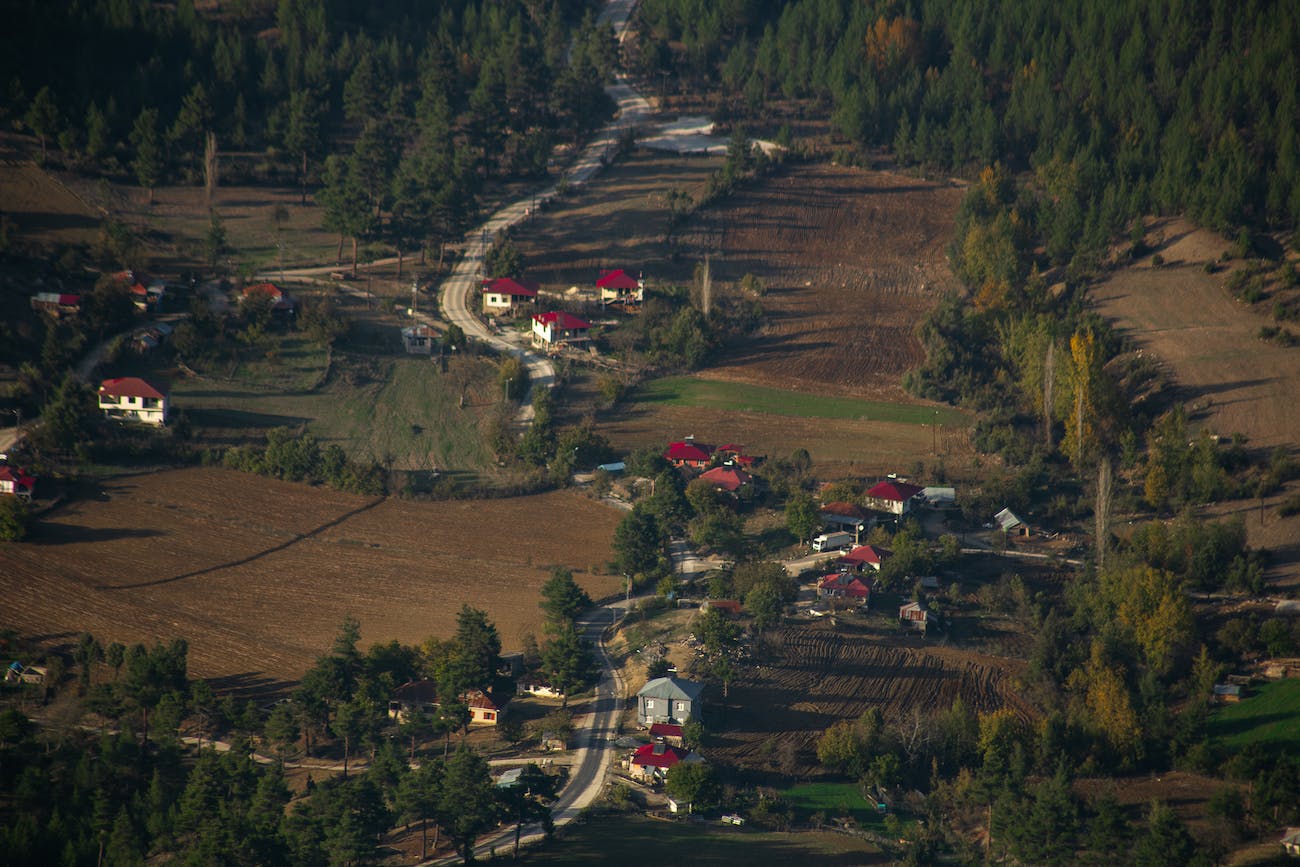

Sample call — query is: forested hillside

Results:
[0,0,616,256]
[638,0,1299,241]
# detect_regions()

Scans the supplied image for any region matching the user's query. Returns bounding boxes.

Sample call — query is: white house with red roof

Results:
[629,742,702,783]
[30,292,81,318]
[664,437,713,470]
[838,544,892,572]
[865,479,923,516]
[532,311,591,348]
[699,465,752,493]
[98,377,169,426]
[597,268,643,304]
[482,277,540,313]
[387,680,506,725]
[0,464,36,500]
[819,572,872,602]
[716,442,763,468]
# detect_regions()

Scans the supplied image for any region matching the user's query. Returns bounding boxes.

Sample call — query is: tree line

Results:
[0,591,608,864]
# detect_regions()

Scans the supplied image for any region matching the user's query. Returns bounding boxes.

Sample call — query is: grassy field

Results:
[639,376,968,427]
[153,332,501,473]
[521,814,886,865]
[1208,679,1300,754]
[782,782,886,828]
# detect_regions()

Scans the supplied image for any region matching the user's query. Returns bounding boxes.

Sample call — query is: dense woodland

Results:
[0,582,599,866]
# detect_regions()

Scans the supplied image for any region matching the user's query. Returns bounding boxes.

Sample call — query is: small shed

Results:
[1213,683,1243,703]
[994,508,1030,537]
[899,600,933,632]
[700,599,742,617]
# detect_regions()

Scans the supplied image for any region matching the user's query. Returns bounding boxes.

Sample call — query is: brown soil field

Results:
[1092,218,1300,585]
[0,133,103,249]
[681,164,966,401]
[708,623,1032,776]
[0,468,622,693]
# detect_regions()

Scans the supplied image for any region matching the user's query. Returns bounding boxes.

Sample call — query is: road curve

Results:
[436,7,651,422]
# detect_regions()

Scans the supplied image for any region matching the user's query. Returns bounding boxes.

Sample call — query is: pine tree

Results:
[131,108,163,205]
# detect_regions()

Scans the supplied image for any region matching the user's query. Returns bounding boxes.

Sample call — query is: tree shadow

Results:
[32,525,166,545]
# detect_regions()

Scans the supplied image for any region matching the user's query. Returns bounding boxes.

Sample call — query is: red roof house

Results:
[0,464,36,500]
[242,282,296,314]
[648,722,685,745]
[700,599,742,616]
[698,466,752,493]
[465,689,507,724]
[482,277,540,312]
[818,572,872,601]
[838,544,892,571]
[665,439,713,469]
[532,311,591,347]
[597,269,643,305]
[865,480,923,515]
[98,377,169,426]
[630,742,691,781]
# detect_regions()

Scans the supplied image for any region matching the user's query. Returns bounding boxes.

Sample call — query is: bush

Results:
[0,496,32,541]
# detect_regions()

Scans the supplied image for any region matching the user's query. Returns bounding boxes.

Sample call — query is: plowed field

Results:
[0,468,621,693]
[710,623,1031,775]
[681,164,965,401]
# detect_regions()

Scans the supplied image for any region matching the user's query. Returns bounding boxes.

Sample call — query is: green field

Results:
[521,814,886,865]
[782,782,886,828]
[1208,679,1300,754]
[164,333,501,473]
[637,377,968,427]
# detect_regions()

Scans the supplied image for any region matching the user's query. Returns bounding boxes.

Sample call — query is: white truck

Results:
[811,531,854,552]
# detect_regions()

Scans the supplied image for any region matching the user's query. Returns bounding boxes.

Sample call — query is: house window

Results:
[644,699,655,710]
[484,712,495,721]
[676,701,688,713]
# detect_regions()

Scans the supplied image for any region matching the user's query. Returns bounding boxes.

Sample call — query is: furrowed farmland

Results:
[0,468,621,691]
[710,624,1032,776]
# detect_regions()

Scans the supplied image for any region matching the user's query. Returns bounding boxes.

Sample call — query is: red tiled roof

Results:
[0,465,36,491]
[632,742,688,769]
[839,544,891,566]
[699,466,752,492]
[482,277,539,297]
[533,311,591,330]
[665,441,713,462]
[866,480,923,502]
[703,599,742,615]
[98,377,166,400]
[597,269,639,290]
[393,680,440,704]
[716,443,745,454]
[466,689,504,712]
[243,282,283,300]
[819,573,871,598]
[649,723,684,739]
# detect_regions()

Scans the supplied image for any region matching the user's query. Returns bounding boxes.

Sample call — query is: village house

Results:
[242,281,296,319]
[899,600,935,632]
[531,311,591,349]
[819,572,872,603]
[1281,827,1300,858]
[481,277,539,314]
[994,507,1031,538]
[130,322,173,354]
[628,741,702,783]
[637,676,703,726]
[597,268,644,305]
[4,662,47,685]
[820,501,874,541]
[98,377,169,426]
[664,437,713,470]
[1213,683,1244,704]
[699,599,742,617]
[838,544,892,572]
[387,680,506,725]
[715,442,762,468]
[401,323,438,355]
[30,292,81,318]
[698,465,752,494]
[865,479,923,516]
[648,722,685,747]
[0,463,36,500]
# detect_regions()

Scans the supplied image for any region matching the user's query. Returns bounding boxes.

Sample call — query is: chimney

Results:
[653,742,666,756]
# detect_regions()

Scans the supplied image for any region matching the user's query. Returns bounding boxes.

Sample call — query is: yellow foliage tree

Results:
[1101,565,1193,675]
[864,16,922,71]
[1060,329,1101,466]
[1067,639,1142,756]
